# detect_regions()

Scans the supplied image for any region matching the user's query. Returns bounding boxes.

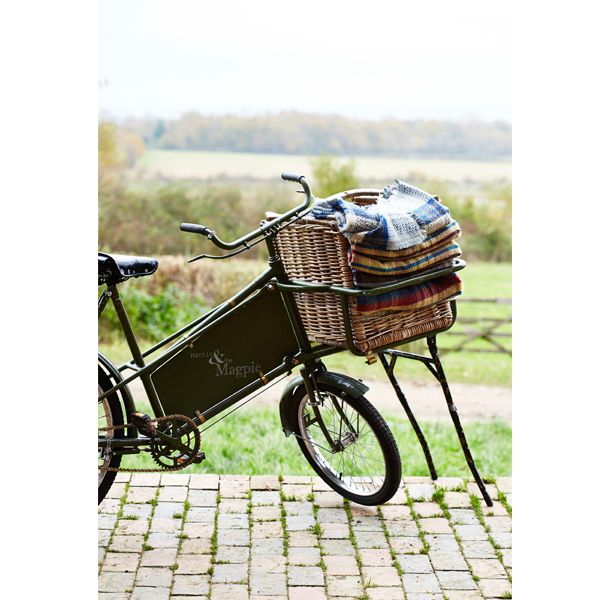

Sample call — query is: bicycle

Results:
[99,173,493,507]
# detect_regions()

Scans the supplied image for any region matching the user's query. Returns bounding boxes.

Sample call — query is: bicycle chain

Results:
[98,413,201,473]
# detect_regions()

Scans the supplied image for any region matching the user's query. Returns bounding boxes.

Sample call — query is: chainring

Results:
[150,416,201,469]
[98,413,202,473]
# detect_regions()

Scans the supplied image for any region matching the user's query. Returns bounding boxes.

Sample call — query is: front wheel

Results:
[290,384,401,505]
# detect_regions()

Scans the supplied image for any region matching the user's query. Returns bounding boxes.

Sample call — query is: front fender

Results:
[279,372,369,436]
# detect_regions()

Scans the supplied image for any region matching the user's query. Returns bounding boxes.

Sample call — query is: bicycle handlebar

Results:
[180,172,313,251]
[180,223,212,236]
[281,172,304,183]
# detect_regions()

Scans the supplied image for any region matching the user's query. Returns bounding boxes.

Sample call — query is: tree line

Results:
[115,111,511,159]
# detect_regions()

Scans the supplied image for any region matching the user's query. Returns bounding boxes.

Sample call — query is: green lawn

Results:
[323,262,511,387]
[118,406,510,477]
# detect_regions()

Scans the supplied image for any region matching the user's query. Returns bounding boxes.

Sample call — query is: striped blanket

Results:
[352,260,456,289]
[310,180,463,314]
[350,242,462,276]
[354,274,462,313]
[352,220,461,259]
[310,185,451,251]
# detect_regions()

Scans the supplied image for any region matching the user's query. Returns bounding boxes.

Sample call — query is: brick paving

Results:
[99,474,512,599]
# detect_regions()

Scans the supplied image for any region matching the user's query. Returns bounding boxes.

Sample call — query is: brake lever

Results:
[186,206,311,264]
[187,236,266,263]
[188,244,249,263]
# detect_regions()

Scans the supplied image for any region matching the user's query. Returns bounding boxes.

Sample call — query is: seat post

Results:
[107,283,165,417]
[108,284,145,368]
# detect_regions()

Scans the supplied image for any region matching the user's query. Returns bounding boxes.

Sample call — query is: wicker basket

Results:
[273,189,456,354]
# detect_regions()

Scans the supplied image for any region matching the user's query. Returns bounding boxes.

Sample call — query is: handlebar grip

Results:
[180,223,212,236]
[281,172,305,183]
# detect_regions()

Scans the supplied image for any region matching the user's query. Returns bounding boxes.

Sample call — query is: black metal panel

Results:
[151,289,299,418]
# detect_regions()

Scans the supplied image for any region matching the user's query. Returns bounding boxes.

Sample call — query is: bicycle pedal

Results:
[176,452,205,465]
[131,412,156,437]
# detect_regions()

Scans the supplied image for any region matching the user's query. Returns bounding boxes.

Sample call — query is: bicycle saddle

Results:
[98,252,159,285]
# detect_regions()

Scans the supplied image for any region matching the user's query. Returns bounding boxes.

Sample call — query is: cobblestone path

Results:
[98,474,512,599]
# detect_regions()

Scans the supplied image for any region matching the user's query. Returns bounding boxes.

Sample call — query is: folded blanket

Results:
[408,197,452,237]
[350,242,462,275]
[352,260,456,288]
[381,179,433,203]
[354,274,462,313]
[352,220,461,259]
[310,182,452,251]
[311,197,425,250]
[380,180,452,238]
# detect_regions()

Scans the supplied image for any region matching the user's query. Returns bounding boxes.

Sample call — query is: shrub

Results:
[310,155,359,197]
[99,283,206,344]
[99,177,510,262]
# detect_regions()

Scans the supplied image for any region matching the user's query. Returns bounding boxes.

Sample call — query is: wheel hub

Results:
[333,431,358,452]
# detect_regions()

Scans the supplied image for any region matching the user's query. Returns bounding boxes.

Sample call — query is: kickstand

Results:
[378,351,438,480]
[380,336,493,507]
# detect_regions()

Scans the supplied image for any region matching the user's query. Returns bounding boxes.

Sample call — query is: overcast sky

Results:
[99,1,511,122]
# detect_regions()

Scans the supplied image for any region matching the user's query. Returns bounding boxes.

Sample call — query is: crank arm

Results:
[98,436,152,450]
[98,434,191,454]
[111,447,142,456]
[153,430,194,455]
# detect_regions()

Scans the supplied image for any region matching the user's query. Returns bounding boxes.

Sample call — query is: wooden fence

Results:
[443,298,512,356]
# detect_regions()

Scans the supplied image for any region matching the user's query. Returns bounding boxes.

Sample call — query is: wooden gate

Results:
[444,298,512,356]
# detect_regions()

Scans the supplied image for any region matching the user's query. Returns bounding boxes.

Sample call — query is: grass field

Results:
[325,262,511,386]
[118,406,511,477]
[138,149,512,183]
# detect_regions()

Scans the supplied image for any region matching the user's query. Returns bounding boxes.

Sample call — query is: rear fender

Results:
[98,352,137,437]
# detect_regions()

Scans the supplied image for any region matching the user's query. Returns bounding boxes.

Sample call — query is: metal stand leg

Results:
[378,352,438,480]
[426,336,493,507]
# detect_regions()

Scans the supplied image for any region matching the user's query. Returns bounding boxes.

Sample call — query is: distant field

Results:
[138,150,512,183]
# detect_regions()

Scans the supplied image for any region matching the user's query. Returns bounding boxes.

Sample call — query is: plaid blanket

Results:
[310,182,451,251]
[352,259,456,288]
[352,220,461,259]
[354,274,462,313]
[382,179,433,203]
[350,242,462,275]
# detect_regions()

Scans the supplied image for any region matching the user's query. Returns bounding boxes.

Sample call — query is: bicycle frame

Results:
[99,234,465,423]
[98,235,345,432]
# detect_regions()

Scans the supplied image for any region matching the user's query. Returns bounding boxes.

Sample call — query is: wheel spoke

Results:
[98,387,114,485]
[298,390,391,498]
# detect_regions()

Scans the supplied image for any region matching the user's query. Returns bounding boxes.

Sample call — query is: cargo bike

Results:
[98,173,493,507]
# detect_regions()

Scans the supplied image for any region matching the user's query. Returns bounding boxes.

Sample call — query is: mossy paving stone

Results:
[101,552,139,572]
[97,475,513,599]
[134,566,173,586]
[98,571,135,593]
[171,573,210,595]
[287,546,321,566]
[130,586,170,600]
[288,565,325,586]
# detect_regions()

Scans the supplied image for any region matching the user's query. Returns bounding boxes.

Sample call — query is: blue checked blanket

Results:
[310,181,451,251]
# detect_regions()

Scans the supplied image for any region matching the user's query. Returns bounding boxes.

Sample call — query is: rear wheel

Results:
[98,366,124,504]
[290,384,401,505]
